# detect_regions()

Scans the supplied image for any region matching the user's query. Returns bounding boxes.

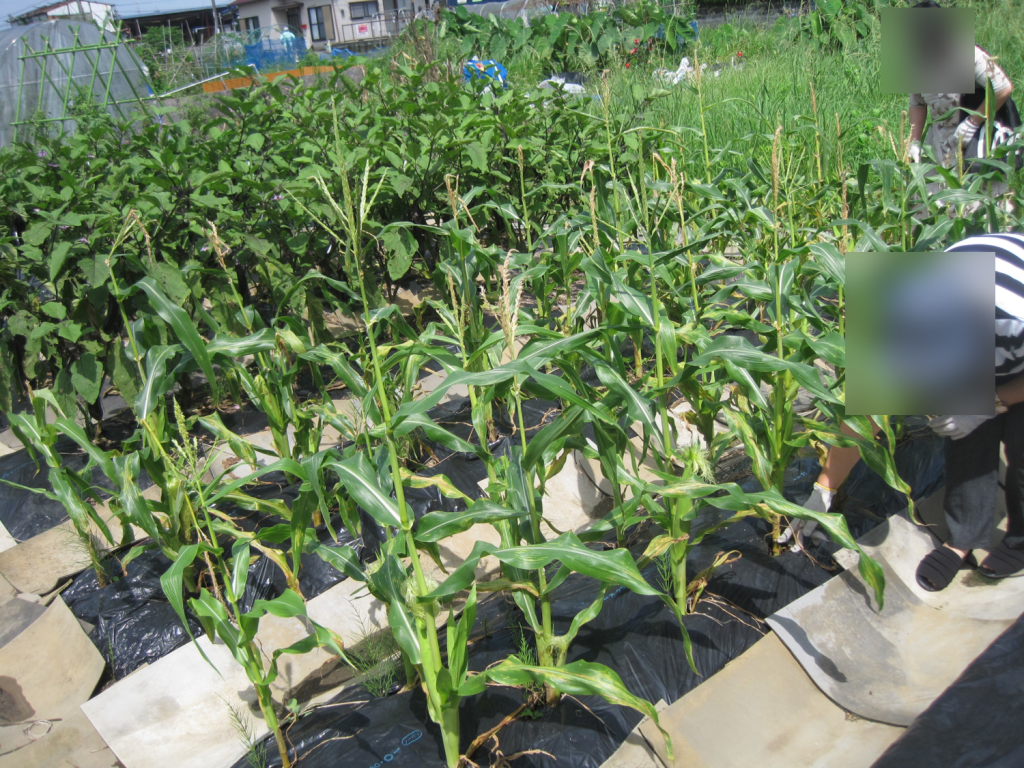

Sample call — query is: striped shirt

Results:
[945,233,1024,383]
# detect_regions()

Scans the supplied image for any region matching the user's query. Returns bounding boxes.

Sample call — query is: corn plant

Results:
[1,390,130,583]
[159,401,358,768]
[182,586,349,768]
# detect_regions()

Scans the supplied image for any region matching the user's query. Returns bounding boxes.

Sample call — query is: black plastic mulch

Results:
[871,611,1024,768]
[0,395,949,758]
[231,433,947,768]
[60,479,365,679]
[0,409,149,540]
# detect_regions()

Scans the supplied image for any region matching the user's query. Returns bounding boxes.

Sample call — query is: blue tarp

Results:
[462,57,507,87]
[242,37,307,71]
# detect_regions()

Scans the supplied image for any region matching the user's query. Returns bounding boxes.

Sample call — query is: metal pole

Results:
[108,32,156,122]
[12,46,27,143]
[210,0,220,36]
[57,26,81,122]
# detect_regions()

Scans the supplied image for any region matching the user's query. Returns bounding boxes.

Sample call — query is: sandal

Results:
[979,542,1024,578]
[916,547,973,592]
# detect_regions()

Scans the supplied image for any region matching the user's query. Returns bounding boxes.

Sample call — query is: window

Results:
[350,1,378,20]
[308,5,334,41]
[243,16,259,31]
[286,8,301,30]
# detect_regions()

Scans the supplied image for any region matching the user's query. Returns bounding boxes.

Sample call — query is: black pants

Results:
[944,401,1024,550]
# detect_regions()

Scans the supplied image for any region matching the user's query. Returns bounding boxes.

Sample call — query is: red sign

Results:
[357,23,369,33]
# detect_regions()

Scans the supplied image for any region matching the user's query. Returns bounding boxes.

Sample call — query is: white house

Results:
[8,1,118,32]
[228,0,416,51]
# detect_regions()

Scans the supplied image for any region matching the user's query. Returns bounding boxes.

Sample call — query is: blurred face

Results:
[879,8,976,93]
[845,251,994,416]
[883,260,986,394]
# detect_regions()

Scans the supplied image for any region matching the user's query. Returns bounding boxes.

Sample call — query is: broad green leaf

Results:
[109,342,141,409]
[53,368,77,426]
[205,458,309,504]
[415,499,523,542]
[206,328,277,359]
[369,554,421,664]
[522,371,618,428]
[804,331,845,368]
[197,413,261,468]
[228,539,251,604]
[687,336,840,404]
[189,589,241,669]
[425,532,658,600]
[135,278,219,404]
[591,359,661,449]
[161,543,221,671]
[401,471,472,503]
[517,329,602,365]
[610,272,655,326]
[751,489,885,609]
[448,584,477,687]
[327,452,402,528]
[485,658,672,759]
[136,345,180,418]
[390,360,535,429]
[53,417,116,484]
[315,543,366,582]
[391,411,480,457]
[523,405,586,471]
[808,243,845,284]
[41,301,66,320]
[719,408,773,489]
[382,227,418,281]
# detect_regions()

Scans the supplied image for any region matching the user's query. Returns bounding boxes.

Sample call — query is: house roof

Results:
[4,0,231,30]
[8,1,104,22]
[116,0,231,17]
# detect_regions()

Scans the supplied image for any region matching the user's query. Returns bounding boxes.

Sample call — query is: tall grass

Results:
[468,0,1024,190]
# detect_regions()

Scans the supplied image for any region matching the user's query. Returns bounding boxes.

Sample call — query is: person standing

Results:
[280,26,297,62]
[780,232,1024,592]
[907,2,1018,178]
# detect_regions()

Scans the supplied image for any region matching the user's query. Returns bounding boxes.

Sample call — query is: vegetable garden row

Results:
[1,10,1021,766]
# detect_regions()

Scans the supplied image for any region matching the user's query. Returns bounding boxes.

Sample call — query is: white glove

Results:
[928,414,993,440]
[953,118,980,149]
[776,482,834,551]
[908,140,922,163]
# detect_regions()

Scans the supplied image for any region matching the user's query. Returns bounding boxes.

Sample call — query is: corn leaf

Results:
[415,499,523,542]
[484,658,672,760]
[326,452,402,528]
[135,278,219,404]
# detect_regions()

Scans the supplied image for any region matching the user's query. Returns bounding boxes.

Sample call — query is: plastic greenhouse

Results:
[456,0,614,21]
[457,0,561,22]
[0,19,155,149]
